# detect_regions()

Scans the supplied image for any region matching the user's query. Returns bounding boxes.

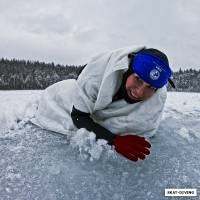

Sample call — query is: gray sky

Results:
[0,0,200,71]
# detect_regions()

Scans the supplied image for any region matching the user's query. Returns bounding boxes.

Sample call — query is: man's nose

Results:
[135,84,146,96]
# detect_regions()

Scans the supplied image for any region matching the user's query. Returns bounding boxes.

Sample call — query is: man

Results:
[70,46,175,162]
[31,45,175,162]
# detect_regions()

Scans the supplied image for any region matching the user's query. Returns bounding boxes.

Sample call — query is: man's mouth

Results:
[128,90,139,100]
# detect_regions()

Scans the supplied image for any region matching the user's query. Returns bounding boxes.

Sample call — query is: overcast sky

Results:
[0,0,200,71]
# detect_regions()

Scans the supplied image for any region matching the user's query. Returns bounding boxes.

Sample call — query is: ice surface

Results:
[0,90,200,200]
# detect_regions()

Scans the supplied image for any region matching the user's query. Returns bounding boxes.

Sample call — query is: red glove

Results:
[112,135,151,162]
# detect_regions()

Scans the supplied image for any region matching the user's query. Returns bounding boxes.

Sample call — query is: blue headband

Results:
[130,52,172,88]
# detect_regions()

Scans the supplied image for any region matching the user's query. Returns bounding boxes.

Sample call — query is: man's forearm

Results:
[71,106,116,145]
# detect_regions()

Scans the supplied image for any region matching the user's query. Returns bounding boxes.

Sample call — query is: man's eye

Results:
[150,87,154,90]
[136,76,142,81]
[147,85,155,90]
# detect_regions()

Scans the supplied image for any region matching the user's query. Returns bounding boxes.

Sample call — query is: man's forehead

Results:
[133,73,152,87]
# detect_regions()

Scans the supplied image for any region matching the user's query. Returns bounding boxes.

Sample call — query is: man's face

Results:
[125,73,157,101]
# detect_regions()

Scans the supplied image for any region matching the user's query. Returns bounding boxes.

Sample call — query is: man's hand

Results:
[112,135,151,162]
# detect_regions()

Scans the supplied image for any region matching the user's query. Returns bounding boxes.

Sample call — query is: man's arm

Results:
[71,105,152,162]
[71,105,116,145]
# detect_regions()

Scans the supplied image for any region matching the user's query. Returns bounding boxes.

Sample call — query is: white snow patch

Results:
[70,128,114,161]
[176,127,194,142]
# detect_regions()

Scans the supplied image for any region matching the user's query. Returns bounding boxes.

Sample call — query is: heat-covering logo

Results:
[150,69,160,80]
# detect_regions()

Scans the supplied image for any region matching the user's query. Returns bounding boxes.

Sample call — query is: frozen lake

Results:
[0,90,200,200]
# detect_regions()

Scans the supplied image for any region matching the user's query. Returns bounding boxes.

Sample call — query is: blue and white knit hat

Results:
[129,48,175,89]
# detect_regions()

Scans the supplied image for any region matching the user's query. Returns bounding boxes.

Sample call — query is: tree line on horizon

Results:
[0,57,199,92]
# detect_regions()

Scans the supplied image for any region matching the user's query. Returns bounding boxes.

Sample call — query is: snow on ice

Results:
[0,90,200,200]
